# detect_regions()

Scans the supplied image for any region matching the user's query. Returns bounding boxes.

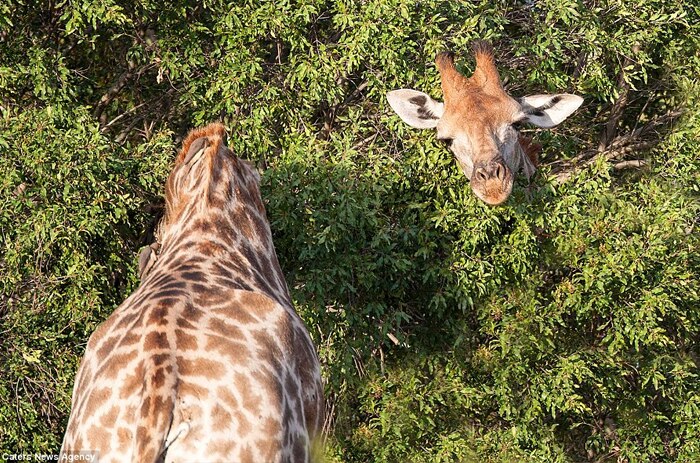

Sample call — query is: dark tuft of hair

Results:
[435,51,456,67]
[471,40,494,57]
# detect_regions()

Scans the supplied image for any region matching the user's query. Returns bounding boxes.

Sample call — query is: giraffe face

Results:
[387,41,583,206]
[432,73,522,206]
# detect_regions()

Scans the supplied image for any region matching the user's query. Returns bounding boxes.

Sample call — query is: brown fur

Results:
[434,44,527,205]
[60,124,323,463]
[177,122,226,165]
[519,135,542,167]
[164,122,228,229]
[390,40,581,205]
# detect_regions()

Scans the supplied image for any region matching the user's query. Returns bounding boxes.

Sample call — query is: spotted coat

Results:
[60,123,324,463]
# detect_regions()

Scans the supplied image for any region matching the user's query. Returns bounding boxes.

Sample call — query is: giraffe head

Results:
[387,41,583,205]
[162,123,263,233]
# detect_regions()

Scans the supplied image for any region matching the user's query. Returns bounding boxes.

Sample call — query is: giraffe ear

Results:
[519,94,583,128]
[387,89,444,129]
[183,137,208,164]
[138,243,160,279]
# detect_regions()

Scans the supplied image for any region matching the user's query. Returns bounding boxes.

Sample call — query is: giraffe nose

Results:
[474,159,508,182]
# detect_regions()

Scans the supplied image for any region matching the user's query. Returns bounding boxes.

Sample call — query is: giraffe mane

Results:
[518,135,541,167]
[160,122,229,241]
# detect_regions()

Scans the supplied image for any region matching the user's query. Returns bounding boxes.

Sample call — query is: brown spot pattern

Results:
[60,123,323,463]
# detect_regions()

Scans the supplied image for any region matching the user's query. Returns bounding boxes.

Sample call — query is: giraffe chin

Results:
[471,176,513,206]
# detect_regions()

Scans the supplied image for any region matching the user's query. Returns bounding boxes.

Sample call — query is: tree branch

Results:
[549,109,682,183]
[613,159,647,170]
[599,44,640,151]
[93,69,134,125]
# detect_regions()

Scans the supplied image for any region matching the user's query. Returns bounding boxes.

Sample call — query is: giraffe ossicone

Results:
[60,123,324,463]
[387,41,583,206]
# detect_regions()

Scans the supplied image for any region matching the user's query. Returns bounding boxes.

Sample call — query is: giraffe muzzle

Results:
[470,158,514,206]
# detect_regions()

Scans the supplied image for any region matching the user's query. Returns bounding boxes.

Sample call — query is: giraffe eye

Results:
[438,137,453,148]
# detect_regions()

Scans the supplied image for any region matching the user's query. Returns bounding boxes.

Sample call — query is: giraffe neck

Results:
[150,187,291,306]
[505,135,539,180]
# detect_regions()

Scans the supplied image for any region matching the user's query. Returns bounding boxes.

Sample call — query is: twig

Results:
[598,44,640,151]
[93,69,134,125]
[613,159,647,170]
[319,80,369,139]
[322,393,336,437]
[549,109,682,183]
[100,102,149,132]
[115,116,142,144]
[551,141,655,183]
[351,133,378,151]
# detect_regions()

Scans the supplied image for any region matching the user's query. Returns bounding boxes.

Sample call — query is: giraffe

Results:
[60,123,324,463]
[387,41,583,205]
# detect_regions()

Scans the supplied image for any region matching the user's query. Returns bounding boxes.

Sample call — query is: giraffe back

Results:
[60,123,324,463]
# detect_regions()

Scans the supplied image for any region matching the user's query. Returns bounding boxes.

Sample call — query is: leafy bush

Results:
[1,0,698,461]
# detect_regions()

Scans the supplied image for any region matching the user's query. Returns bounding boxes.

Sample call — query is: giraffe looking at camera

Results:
[387,41,583,205]
[60,123,324,463]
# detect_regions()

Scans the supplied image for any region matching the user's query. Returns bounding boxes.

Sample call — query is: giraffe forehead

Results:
[439,91,520,138]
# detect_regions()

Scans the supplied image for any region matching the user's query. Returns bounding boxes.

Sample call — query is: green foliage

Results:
[1,0,698,461]
[0,106,173,449]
